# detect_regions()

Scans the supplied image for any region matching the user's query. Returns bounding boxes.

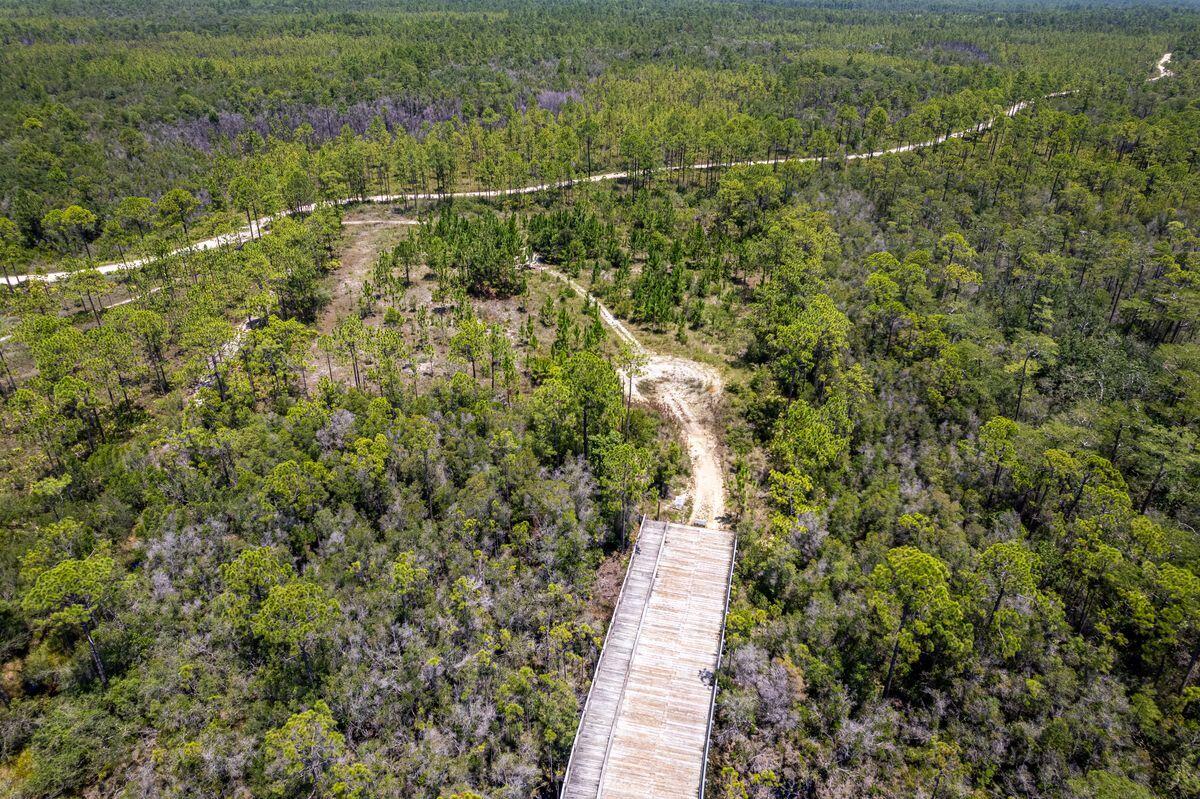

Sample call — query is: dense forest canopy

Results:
[0,0,1188,247]
[0,0,1199,798]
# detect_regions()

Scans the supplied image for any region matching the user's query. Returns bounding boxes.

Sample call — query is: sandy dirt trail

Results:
[1150,52,1174,81]
[14,52,1180,288]
[5,51,1177,436]
[533,259,726,525]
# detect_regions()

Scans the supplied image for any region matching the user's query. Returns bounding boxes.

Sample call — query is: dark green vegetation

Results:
[0,0,1189,270]
[1,193,685,797]
[2,0,1200,798]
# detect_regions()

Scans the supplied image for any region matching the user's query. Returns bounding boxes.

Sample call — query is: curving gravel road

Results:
[16,54,1180,287]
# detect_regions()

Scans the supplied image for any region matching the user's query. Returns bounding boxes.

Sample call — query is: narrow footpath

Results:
[537,263,736,799]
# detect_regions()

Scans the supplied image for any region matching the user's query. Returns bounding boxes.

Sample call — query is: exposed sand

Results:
[14,50,1177,287]
[533,260,726,526]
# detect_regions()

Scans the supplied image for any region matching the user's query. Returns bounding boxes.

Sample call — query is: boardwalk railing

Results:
[595,517,669,794]
[560,515,646,796]
[698,532,739,799]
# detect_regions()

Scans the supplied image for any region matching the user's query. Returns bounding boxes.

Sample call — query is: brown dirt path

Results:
[532,259,726,526]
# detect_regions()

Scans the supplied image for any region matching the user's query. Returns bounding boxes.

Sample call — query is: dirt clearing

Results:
[533,262,727,526]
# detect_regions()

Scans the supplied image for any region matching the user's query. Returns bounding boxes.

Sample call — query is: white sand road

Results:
[0,96,1040,286]
[10,52,1178,289]
[1,51,1176,487]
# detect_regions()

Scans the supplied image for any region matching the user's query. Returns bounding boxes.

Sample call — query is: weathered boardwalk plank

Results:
[562,519,669,799]
[562,520,736,799]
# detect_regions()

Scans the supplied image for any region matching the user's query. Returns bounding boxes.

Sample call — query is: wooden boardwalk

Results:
[562,519,736,799]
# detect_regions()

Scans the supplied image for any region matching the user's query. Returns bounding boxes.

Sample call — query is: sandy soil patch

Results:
[533,262,727,526]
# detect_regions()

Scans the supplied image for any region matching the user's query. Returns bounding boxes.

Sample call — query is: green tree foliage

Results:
[422,211,525,298]
[1,4,1199,799]
[598,437,653,546]
[869,546,971,697]
[261,701,366,798]
[218,546,296,636]
[769,397,851,489]
[22,552,119,686]
[976,540,1041,657]
[564,350,622,460]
